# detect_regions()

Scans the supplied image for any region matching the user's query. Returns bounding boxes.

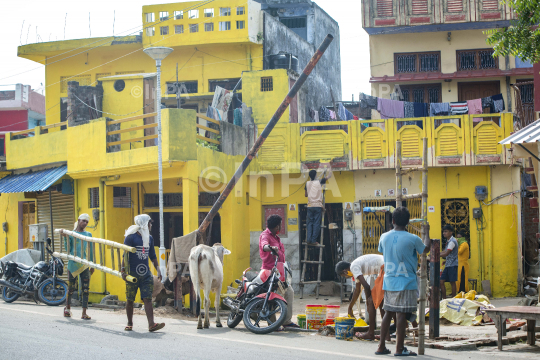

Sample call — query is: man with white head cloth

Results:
[60,213,94,320]
[121,214,165,332]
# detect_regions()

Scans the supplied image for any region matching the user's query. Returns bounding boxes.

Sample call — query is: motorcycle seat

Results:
[16,263,33,270]
[244,271,258,282]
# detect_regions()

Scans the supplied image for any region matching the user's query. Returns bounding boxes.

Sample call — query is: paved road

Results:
[0,302,537,359]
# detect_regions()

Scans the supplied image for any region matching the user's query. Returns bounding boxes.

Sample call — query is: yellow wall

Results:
[6,129,67,170]
[0,193,28,258]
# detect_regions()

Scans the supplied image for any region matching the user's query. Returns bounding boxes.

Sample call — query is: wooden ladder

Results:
[299,188,326,299]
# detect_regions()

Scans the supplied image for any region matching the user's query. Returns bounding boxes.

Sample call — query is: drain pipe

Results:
[97,175,120,295]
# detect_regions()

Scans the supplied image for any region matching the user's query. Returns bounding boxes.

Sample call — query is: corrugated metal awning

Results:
[500,119,540,145]
[0,165,67,193]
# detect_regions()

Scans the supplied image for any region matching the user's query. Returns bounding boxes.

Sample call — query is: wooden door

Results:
[22,203,36,249]
[458,81,500,113]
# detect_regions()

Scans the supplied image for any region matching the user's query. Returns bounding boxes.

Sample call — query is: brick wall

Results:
[66,81,103,127]
[522,193,539,271]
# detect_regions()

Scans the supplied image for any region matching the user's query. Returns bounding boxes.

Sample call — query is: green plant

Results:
[257,32,263,42]
[196,137,220,151]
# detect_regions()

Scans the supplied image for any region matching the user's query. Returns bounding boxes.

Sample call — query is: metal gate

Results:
[361,199,386,255]
[407,198,422,237]
[440,198,470,248]
[37,191,75,281]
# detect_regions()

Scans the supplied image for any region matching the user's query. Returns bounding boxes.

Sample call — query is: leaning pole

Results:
[198,34,334,235]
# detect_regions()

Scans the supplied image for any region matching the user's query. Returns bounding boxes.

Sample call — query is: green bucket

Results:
[297,314,307,329]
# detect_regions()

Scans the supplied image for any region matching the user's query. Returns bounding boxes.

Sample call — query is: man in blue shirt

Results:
[440,225,459,299]
[121,214,164,332]
[376,207,430,356]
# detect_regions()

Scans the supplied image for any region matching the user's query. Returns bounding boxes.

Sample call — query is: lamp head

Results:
[143,47,174,61]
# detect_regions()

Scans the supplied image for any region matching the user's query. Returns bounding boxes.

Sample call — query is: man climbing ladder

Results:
[304,169,332,245]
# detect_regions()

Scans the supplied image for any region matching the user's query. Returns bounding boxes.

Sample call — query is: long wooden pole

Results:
[198,34,334,234]
[396,141,403,208]
[54,229,136,253]
[418,137,429,355]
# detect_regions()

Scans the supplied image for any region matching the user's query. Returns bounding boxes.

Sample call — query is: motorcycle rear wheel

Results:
[227,310,243,328]
[2,286,20,303]
[38,279,67,306]
[243,297,287,335]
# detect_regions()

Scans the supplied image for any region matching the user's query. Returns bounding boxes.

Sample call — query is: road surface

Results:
[0,301,537,359]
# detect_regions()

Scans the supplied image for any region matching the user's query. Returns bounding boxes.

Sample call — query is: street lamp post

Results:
[143,46,173,279]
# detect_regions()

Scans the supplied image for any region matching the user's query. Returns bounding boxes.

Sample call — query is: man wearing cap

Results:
[61,213,94,320]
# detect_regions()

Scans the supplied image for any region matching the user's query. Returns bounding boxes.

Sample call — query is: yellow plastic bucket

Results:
[306,305,327,330]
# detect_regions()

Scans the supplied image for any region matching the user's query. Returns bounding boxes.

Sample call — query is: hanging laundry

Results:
[313,110,319,122]
[329,110,336,120]
[481,96,493,112]
[309,108,316,120]
[429,102,450,117]
[491,94,505,112]
[450,101,468,115]
[377,98,404,119]
[353,115,358,120]
[319,106,330,122]
[338,103,347,121]
[359,93,378,119]
[233,108,242,127]
[345,109,355,120]
[404,102,415,118]
[413,102,428,118]
[467,99,483,115]
[212,86,233,122]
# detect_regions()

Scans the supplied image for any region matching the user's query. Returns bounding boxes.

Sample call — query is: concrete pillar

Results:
[183,165,199,234]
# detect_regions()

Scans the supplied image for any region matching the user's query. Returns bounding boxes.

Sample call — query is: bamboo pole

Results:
[396,141,403,208]
[53,252,137,283]
[418,137,429,355]
[54,229,136,253]
[198,34,334,235]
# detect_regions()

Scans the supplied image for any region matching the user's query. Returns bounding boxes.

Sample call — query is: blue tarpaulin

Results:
[0,165,67,193]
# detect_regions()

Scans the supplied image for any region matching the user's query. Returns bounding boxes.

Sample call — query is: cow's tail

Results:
[189,247,202,316]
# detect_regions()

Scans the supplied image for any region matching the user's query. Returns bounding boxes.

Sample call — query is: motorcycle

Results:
[0,238,67,306]
[223,249,292,334]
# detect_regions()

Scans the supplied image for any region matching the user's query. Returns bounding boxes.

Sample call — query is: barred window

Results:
[89,188,99,208]
[160,26,169,35]
[457,49,498,71]
[175,25,184,34]
[219,21,231,31]
[113,187,131,208]
[398,84,442,103]
[236,20,245,29]
[190,24,199,33]
[144,193,183,208]
[280,17,306,29]
[237,7,245,15]
[205,23,214,31]
[261,77,273,92]
[395,52,440,74]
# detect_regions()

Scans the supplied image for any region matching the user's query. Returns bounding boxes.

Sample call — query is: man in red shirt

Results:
[259,214,299,329]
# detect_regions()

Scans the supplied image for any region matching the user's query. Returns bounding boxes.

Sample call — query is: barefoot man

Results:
[121,214,165,332]
[335,254,385,340]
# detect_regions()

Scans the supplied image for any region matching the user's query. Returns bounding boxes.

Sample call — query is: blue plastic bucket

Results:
[334,317,355,340]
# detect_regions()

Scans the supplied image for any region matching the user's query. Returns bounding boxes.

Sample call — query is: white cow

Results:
[189,243,231,329]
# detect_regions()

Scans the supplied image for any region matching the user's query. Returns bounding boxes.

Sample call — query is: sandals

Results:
[124,325,133,331]
[63,307,71,318]
[149,323,165,332]
[375,348,391,355]
[81,314,91,320]
[394,348,417,357]
[283,322,301,329]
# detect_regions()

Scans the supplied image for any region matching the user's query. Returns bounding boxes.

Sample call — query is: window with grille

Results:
[146,27,155,36]
[219,21,231,31]
[395,52,440,73]
[144,193,183,208]
[113,187,131,208]
[175,25,184,34]
[190,24,199,33]
[446,0,463,12]
[209,78,241,92]
[261,77,273,92]
[411,0,428,15]
[280,17,307,29]
[204,8,214,17]
[0,138,4,157]
[89,188,99,208]
[145,13,155,22]
[60,75,91,93]
[398,84,442,103]
[482,0,499,10]
[237,7,245,15]
[220,7,231,16]
[377,0,394,17]
[160,11,169,21]
[519,83,534,104]
[205,23,214,31]
[457,49,498,71]
[188,10,199,19]
[174,11,183,20]
[236,20,245,29]
[160,26,169,35]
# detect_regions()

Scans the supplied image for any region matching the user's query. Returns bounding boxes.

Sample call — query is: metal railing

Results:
[10,122,67,139]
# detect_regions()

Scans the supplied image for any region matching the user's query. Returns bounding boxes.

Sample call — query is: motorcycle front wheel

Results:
[38,279,67,306]
[2,286,20,303]
[227,310,243,328]
[242,297,287,335]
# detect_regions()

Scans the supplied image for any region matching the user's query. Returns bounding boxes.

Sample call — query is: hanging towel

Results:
[313,110,319,122]
[413,102,427,117]
[329,110,336,120]
[491,94,505,112]
[359,93,378,119]
[233,108,242,127]
[429,102,450,117]
[481,96,493,112]
[319,106,330,122]
[353,115,359,120]
[309,108,315,120]
[338,102,347,120]
[450,101,468,115]
[467,99,483,115]
[404,102,415,118]
[377,98,404,119]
